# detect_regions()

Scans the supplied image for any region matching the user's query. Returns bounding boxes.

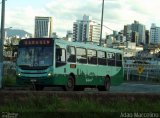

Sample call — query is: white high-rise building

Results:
[34,16,53,38]
[73,15,101,43]
[150,23,160,44]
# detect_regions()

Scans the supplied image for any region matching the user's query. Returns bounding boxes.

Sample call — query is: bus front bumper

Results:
[16,74,67,86]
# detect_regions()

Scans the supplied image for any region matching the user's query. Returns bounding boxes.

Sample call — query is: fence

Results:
[124,63,160,82]
[3,61,16,86]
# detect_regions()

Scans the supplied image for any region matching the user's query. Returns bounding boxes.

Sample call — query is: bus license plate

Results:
[30,79,37,82]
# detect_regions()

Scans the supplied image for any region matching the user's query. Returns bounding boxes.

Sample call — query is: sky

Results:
[1,0,160,37]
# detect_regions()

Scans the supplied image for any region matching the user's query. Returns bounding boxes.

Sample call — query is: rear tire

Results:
[63,76,75,91]
[98,76,110,91]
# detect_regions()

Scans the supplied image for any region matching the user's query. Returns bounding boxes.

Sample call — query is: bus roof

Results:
[55,38,123,54]
[19,38,123,54]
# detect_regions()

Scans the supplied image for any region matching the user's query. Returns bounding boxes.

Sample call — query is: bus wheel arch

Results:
[69,73,76,81]
[64,73,75,91]
[106,75,110,80]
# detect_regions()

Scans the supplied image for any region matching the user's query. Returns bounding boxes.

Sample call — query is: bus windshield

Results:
[17,47,53,67]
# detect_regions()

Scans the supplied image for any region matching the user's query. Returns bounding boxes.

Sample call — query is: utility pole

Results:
[0,0,6,89]
[99,0,104,46]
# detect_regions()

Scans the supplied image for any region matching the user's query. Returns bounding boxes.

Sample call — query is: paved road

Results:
[3,82,160,93]
[110,82,160,93]
[45,82,160,93]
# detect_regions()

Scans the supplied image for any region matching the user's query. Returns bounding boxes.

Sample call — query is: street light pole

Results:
[99,0,104,46]
[0,0,6,89]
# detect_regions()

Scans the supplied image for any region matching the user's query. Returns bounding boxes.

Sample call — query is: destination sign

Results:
[19,38,53,46]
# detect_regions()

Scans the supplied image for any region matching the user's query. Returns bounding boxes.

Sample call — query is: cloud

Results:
[103,0,160,31]
[44,0,104,36]
[6,6,49,34]
[124,0,160,26]
[4,0,160,37]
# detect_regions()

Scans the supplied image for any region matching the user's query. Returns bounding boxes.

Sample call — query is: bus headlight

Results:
[48,72,52,77]
[17,73,21,76]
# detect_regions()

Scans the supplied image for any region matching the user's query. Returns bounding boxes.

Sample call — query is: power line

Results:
[92,20,114,31]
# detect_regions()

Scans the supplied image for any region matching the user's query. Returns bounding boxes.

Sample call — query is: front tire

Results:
[63,76,75,91]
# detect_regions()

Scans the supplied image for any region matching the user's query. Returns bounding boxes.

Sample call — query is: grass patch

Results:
[1,95,159,112]
[0,94,160,118]
[0,94,63,112]
[3,76,16,86]
[3,68,16,86]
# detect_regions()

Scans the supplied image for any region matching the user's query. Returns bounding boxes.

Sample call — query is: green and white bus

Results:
[16,38,124,91]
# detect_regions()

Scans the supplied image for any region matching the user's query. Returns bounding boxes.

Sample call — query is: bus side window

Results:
[107,52,115,66]
[98,51,106,65]
[76,48,87,64]
[87,49,97,65]
[116,53,122,67]
[67,46,76,63]
[56,48,62,61]
[56,48,66,67]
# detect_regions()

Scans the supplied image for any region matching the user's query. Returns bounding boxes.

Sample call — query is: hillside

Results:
[5,28,32,37]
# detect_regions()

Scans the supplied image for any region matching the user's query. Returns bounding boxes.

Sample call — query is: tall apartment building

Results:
[73,15,101,43]
[34,16,53,38]
[124,21,146,45]
[131,21,146,44]
[150,23,160,44]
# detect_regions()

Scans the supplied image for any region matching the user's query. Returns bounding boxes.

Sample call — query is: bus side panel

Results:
[97,65,112,85]
[75,64,88,85]
[76,64,98,86]
[110,67,124,85]
[53,66,68,85]
[52,74,67,85]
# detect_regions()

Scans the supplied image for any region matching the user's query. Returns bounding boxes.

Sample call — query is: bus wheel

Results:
[98,76,110,91]
[64,76,75,91]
